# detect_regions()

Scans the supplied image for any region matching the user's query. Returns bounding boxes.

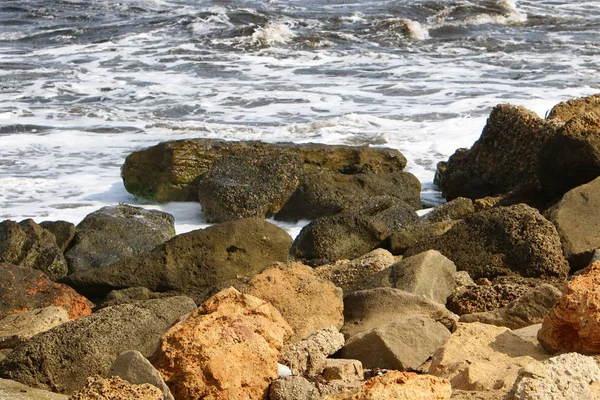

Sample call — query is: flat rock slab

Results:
[0,306,70,349]
[0,378,68,400]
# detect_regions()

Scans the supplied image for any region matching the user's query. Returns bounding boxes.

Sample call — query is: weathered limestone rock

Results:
[325,371,452,400]
[290,215,388,265]
[39,221,75,252]
[108,350,173,400]
[435,104,560,200]
[405,204,569,281]
[197,148,302,222]
[547,93,600,122]
[0,219,67,280]
[0,306,70,349]
[151,288,293,400]
[0,378,68,400]
[243,262,344,343]
[422,197,475,223]
[99,287,160,309]
[459,284,561,330]
[341,288,457,339]
[61,218,292,301]
[69,376,163,400]
[269,376,319,400]
[341,316,451,370]
[0,263,92,320]
[0,296,196,394]
[389,250,456,304]
[539,113,600,200]
[538,261,600,354]
[506,352,600,400]
[428,322,549,391]
[278,326,345,376]
[65,204,176,274]
[547,176,600,269]
[315,248,396,295]
[322,359,364,382]
[389,220,457,255]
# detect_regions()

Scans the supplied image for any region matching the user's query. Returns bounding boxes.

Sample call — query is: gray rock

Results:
[322,359,364,382]
[0,378,68,400]
[108,350,174,400]
[389,220,457,256]
[269,376,319,400]
[405,204,569,281]
[341,316,451,370]
[459,284,562,330]
[99,286,160,309]
[0,296,196,394]
[0,219,67,280]
[341,287,457,340]
[0,306,70,349]
[60,218,292,302]
[65,204,176,274]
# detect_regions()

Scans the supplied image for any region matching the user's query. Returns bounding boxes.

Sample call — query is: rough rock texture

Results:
[506,352,600,400]
[0,306,70,349]
[278,326,345,376]
[538,261,600,354]
[547,176,600,269]
[341,316,451,370]
[459,284,561,330]
[547,93,600,122]
[65,204,176,275]
[290,215,388,265]
[315,248,396,295]
[389,250,456,304]
[108,350,173,400]
[422,197,475,223]
[0,296,196,394]
[0,219,68,280]
[243,262,343,342]
[341,288,457,339]
[99,287,161,309]
[0,378,68,400]
[352,196,420,232]
[435,104,560,200]
[405,204,569,281]
[538,113,600,200]
[325,371,452,400]
[121,139,408,203]
[39,221,76,252]
[69,376,163,400]
[269,376,319,400]
[197,148,303,222]
[389,220,457,256]
[0,263,93,320]
[428,322,549,391]
[151,288,293,400]
[322,359,364,382]
[61,218,292,301]
[448,276,543,315]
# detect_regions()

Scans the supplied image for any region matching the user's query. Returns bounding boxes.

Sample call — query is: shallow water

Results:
[0,0,599,235]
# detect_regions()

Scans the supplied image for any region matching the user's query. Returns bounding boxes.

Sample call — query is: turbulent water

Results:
[1,0,599,234]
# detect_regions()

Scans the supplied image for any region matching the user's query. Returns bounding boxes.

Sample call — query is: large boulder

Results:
[197,148,302,222]
[0,219,67,280]
[341,316,451,370]
[547,176,600,269]
[151,288,293,400]
[0,306,70,349]
[0,296,196,394]
[60,218,292,301]
[341,288,457,339]
[389,220,457,255]
[538,261,600,354]
[242,262,344,343]
[108,350,173,400]
[39,221,75,252]
[290,215,388,265]
[0,263,92,320]
[404,204,569,281]
[65,204,176,274]
[458,284,562,329]
[435,104,560,200]
[422,197,475,223]
[428,322,549,391]
[546,93,600,122]
[0,378,68,400]
[538,113,600,200]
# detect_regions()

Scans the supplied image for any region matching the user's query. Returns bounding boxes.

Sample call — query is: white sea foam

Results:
[251,23,295,45]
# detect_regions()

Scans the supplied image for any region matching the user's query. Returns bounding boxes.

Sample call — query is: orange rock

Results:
[0,263,92,320]
[324,370,451,400]
[538,261,600,353]
[152,287,293,400]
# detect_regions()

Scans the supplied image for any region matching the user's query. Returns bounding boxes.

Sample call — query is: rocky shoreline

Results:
[2,94,600,399]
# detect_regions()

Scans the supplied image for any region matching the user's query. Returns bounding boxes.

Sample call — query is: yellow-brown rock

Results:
[152,287,293,400]
[244,262,343,342]
[538,261,600,354]
[324,370,451,400]
[69,376,163,400]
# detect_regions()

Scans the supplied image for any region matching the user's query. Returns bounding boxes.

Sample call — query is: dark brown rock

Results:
[422,197,475,223]
[389,220,457,256]
[39,221,75,252]
[0,263,92,320]
[547,93,600,122]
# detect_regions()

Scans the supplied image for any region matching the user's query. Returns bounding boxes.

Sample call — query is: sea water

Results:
[0,0,599,236]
